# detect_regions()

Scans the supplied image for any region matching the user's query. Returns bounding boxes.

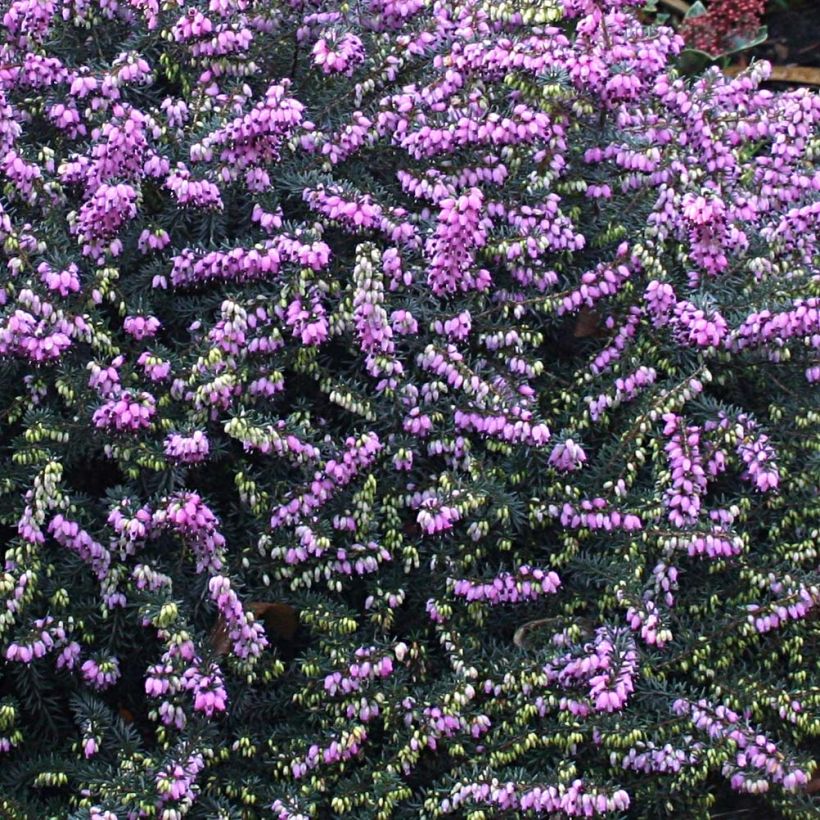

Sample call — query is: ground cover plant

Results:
[678,0,767,58]
[0,0,818,816]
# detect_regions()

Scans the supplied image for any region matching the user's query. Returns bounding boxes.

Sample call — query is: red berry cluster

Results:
[681,0,766,56]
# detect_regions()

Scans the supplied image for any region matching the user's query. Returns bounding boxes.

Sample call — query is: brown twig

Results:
[722,65,820,86]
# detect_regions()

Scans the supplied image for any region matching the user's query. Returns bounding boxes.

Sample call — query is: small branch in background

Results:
[723,64,820,85]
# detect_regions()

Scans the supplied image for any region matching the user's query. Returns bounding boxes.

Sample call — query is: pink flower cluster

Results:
[707,412,780,492]
[138,226,171,254]
[73,182,139,259]
[545,627,638,715]
[0,563,34,618]
[56,641,81,670]
[747,585,817,634]
[426,189,492,295]
[624,597,671,648]
[404,488,461,535]
[208,575,268,662]
[273,524,327,566]
[170,233,331,287]
[451,565,561,605]
[303,185,417,247]
[107,497,154,554]
[622,561,680,648]
[671,299,729,349]
[616,738,704,775]
[548,438,587,472]
[284,292,329,346]
[38,262,81,297]
[421,705,469,743]
[312,31,366,75]
[48,514,111,579]
[586,365,657,421]
[730,298,819,372]
[185,663,228,717]
[190,81,304,171]
[737,428,780,492]
[550,499,643,532]
[0,288,89,363]
[644,281,728,349]
[92,390,156,432]
[123,314,160,339]
[155,751,206,809]
[558,258,633,316]
[165,164,224,210]
[87,356,123,397]
[230,419,319,464]
[323,645,395,696]
[683,528,743,559]
[443,779,630,816]
[330,540,391,577]
[662,414,706,527]
[5,615,66,662]
[290,726,368,779]
[433,310,471,341]
[270,432,382,528]
[454,407,551,447]
[501,196,585,270]
[131,563,171,593]
[164,431,210,464]
[152,492,226,573]
[271,798,311,820]
[589,308,642,375]
[145,639,228,726]
[137,350,171,381]
[673,698,809,793]
[1,149,41,202]
[81,655,121,690]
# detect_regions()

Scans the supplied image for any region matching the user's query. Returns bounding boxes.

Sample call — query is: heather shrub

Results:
[0,0,818,817]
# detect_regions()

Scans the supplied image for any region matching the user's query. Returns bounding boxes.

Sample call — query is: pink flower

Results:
[312,32,365,75]
[549,439,587,472]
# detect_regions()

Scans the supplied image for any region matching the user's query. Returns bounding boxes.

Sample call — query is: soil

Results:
[750,0,820,69]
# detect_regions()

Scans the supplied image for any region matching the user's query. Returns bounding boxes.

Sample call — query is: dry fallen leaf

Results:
[250,601,299,641]
[513,617,556,648]
[210,617,231,656]
[211,601,299,655]
[573,307,603,339]
[118,706,135,724]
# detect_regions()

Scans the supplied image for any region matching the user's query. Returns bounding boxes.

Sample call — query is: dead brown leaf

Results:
[210,617,231,655]
[513,617,557,648]
[210,601,299,655]
[573,307,603,339]
[250,601,299,641]
[118,706,135,724]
